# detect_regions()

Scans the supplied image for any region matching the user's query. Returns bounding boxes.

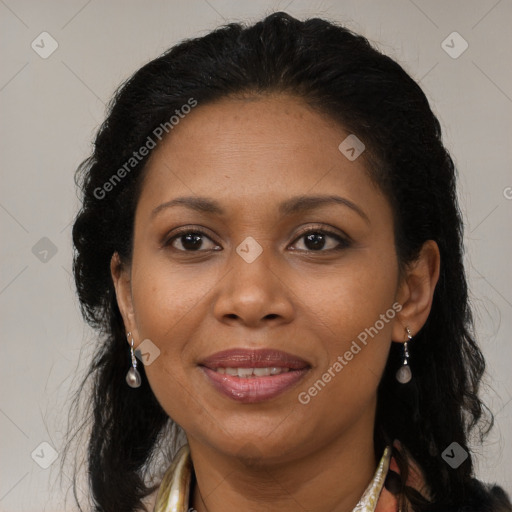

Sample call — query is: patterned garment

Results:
[152,442,426,512]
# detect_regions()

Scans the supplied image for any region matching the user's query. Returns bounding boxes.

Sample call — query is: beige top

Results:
[152,444,392,512]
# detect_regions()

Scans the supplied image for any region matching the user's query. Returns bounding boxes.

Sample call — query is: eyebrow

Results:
[151,194,370,224]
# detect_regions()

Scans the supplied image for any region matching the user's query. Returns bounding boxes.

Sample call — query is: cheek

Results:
[130,249,213,339]
[300,245,398,401]
[130,272,201,422]
[128,251,221,417]
[312,245,398,345]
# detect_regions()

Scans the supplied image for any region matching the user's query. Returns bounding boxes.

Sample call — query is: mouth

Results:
[198,348,311,403]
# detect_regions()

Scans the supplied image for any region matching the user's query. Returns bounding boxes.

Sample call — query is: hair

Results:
[67,11,510,512]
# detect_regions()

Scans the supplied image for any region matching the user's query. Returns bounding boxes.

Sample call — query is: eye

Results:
[290,226,351,252]
[163,225,351,253]
[164,227,220,252]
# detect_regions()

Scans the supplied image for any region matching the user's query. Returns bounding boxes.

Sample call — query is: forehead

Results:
[136,94,386,220]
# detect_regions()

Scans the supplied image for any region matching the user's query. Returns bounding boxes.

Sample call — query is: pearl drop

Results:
[396,365,412,384]
[126,367,141,388]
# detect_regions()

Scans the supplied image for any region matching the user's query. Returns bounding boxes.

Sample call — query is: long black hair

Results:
[66,11,510,512]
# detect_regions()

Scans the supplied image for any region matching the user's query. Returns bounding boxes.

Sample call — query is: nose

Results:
[212,239,295,328]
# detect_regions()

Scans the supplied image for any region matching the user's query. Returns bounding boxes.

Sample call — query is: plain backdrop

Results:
[1,0,511,510]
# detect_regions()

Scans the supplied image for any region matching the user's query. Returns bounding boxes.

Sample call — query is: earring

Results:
[125,332,141,388]
[396,326,413,384]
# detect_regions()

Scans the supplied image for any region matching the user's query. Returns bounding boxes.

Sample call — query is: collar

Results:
[153,444,392,512]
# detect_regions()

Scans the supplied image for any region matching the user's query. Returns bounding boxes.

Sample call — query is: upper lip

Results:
[199,348,310,370]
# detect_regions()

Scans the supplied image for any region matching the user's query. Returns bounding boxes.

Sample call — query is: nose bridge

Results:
[230,233,277,293]
[213,233,292,324]
[235,233,267,266]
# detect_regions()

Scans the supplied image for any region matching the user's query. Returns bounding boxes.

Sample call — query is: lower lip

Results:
[200,367,309,403]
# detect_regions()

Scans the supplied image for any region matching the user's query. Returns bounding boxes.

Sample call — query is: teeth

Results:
[215,367,291,377]
[237,368,254,378]
[253,367,271,376]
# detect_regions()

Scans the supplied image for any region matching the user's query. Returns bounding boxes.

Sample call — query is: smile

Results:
[199,348,311,403]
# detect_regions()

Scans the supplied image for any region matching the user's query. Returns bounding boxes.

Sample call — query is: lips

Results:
[198,348,310,403]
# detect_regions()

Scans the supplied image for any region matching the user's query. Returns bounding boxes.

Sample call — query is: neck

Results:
[188,408,378,512]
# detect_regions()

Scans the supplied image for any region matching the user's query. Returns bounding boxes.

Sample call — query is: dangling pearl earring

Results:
[125,332,141,388]
[396,326,413,384]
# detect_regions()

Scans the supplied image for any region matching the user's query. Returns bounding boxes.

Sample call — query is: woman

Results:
[68,11,512,512]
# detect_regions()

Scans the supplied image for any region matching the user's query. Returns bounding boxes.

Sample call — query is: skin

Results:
[112,93,440,512]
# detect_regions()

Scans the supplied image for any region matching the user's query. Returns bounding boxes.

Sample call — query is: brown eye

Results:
[164,229,220,252]
[290,228,351,252]
[163,225,351,254]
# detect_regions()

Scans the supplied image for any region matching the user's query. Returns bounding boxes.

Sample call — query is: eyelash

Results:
[163,224,351,254]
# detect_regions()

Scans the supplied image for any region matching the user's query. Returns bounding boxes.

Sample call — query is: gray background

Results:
[1,0,511,510]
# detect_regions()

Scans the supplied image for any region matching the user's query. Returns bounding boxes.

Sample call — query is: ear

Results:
[110,252,139,345]
[392,240,441,342]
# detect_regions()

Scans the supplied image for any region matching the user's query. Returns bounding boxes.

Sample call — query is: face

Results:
[114,93,406,463]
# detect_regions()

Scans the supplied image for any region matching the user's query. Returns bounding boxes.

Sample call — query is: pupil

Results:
[305,232,325,250]
[182,233,202,250]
